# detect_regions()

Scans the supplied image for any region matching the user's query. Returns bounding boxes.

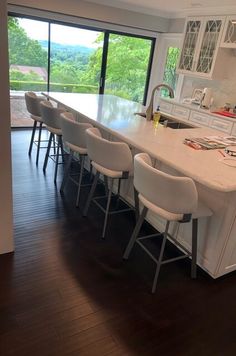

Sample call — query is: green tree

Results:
[8,17,47,67]
[163,47,180,92]
[81,34,152,102]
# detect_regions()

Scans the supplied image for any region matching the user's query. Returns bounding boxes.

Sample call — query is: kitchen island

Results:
[44,92,236,278]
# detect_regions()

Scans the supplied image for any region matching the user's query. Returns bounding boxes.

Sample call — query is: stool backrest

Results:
[25,91,42,117]
[60,112,93,149]
[40,100,63,130]
[134,153,198,215]
[86,127,132,172]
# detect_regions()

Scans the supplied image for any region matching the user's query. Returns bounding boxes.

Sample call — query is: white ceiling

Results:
[84,0,236,18]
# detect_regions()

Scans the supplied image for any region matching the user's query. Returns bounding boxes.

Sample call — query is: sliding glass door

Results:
[104,33,153,103]
[8,16,49,126]
[8,13,155,127]
[50,24,104,94]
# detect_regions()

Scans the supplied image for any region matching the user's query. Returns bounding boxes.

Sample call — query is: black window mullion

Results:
[143,38,156,106]
[47,22,51,93]
[99,31,109,94]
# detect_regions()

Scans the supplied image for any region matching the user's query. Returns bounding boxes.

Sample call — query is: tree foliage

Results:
[163,47,180,91]
[8,17,47,67]
[9,17,179,103]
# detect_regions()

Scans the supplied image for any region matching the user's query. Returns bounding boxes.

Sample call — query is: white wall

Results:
[0,0,14,254]
[8,0,170,33]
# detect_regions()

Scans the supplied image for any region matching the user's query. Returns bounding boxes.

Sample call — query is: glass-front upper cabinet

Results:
[196,19,223,74]
[221,16,236,48]
[177,16,225,78]
[178,19,201,72]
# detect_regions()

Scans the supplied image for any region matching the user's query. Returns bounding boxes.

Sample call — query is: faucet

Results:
[145,83,174,121]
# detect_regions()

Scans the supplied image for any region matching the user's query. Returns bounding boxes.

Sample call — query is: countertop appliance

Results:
[200,88,213,109]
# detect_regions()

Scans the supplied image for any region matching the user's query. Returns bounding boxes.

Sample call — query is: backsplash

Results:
[180,72,236,111]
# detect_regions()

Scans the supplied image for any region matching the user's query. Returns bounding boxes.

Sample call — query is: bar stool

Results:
[83,127,133,238]
[60,112,93,206]
[25,91,45,165]
[123,153,212,293]
[40,100,64,184]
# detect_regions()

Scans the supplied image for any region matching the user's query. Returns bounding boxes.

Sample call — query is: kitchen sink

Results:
[134,112,196,129]
[159,117,196,129]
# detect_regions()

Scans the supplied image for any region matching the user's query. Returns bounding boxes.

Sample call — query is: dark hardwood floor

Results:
[1,129,236,355]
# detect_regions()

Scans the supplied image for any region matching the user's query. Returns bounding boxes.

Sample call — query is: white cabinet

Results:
[159,101,172,114]
[178,16,226,78]
[221,16,236,48]
[189,111,212,126]
[210,117,233,134]
[172,105,190,120]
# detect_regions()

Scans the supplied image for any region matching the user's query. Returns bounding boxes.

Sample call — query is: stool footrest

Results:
[136,238,191,266]
[93,195,133,215]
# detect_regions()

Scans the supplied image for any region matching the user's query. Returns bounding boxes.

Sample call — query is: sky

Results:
[18,18,101,47]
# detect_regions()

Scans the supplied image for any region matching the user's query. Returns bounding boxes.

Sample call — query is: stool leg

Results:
[60,137,65,163]
[191,218,198,279]
[36,122,43,166]
[54,135,61,184]
[117,178,121,196]
[76,155,85,207]
[83,171,100,216]
[102,178,113,239]
[134,187,139,222]
[28,120,37,156]
[104,176,109,196]
[152,220,170,294]
[123,206,148,260]
[60,149,73,193]
[43,132,53,173]
[89,161,93,181]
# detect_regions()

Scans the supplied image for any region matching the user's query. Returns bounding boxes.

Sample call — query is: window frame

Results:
[8,11,155,105]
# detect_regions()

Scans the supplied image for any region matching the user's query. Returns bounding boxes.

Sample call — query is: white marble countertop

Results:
[43,92,236,192]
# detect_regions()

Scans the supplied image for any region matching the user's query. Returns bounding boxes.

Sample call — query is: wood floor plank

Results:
[0,130,236,355]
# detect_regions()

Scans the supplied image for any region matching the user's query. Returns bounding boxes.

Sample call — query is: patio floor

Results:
[10,96,32,127]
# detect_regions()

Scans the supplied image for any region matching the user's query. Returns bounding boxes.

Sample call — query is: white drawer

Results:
[189,111,211,127]
[160,101,173,114]
[210,118,233,134]
[172,105,190,120]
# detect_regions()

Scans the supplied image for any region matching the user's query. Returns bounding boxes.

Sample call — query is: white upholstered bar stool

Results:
[83,127,133,238]
[123,153,212,293]
[25,91,45,165]
[60,112,93,206]
[40,100,64,184]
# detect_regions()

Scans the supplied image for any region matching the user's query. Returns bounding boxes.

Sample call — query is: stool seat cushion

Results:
[31,114,44,123]
[192,201,213,219]
[139,193,183,221]
[46,126,62,136]
[66,142,87,155]
[92,161,125,178]
[139,193,212,221]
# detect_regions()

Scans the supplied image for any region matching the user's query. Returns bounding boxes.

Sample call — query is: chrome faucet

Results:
[145,84,174,121]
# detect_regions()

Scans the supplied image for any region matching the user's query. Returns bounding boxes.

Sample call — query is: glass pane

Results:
[179,20,201,71]
[50,24,103,94]
[8,16,49,127]
[223,19,236,44]
[104,34,152,103]
[161,46,180,97]
[196,20,222,73]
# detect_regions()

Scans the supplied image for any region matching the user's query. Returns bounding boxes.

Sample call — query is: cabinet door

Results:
[195,18,224,74]
[221,16,236,48]
[178,19,202,72]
